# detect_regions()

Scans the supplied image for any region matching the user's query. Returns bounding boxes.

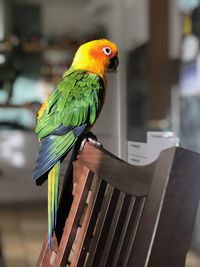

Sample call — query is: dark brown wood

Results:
[148,148,200,267]
[99,191,126,266]
[77,144,155,195]
[37,142,200,267]
[55,165,94,267]
[127,147,176,266]
[148,0,171,120]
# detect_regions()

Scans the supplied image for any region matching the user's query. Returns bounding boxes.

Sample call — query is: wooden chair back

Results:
[37,142,200,267]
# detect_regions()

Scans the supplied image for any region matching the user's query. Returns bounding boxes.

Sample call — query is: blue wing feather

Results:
[33,124,87,182]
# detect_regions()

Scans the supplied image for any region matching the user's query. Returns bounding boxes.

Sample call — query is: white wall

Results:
[40,0,149,50]
[124,0,149,51]
[93,73,120,156]
[41,3,95,37]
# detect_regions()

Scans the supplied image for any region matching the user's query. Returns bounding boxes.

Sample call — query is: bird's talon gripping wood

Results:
[88,137,103,148]
[79,138,87,153]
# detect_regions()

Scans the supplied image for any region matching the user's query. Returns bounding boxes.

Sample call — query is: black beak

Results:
[108,55,119,71]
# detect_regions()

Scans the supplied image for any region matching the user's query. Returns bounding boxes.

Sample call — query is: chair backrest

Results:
[37,142,200,267]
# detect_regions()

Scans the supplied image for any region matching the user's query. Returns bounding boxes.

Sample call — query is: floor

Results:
[0,207,200,267]
[0,207,47,267]
[186,251,200,267]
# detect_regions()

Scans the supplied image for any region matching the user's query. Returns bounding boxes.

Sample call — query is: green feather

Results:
[36,69,104,140]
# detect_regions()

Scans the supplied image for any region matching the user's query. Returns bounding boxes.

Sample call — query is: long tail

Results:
[48,161,60,248]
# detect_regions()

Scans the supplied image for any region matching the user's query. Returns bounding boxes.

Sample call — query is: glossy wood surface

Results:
[37,142,200,267]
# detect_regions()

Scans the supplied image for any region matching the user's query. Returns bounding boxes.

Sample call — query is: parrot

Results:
[32,39,119,248]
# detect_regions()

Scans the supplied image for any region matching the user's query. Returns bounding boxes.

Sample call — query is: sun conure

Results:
[32,39,119,248]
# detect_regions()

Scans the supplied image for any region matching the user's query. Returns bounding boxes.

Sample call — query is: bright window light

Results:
[0,54,5,64]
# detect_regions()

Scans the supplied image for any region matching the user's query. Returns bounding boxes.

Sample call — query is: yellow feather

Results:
[37,100,48,121]
[51,165,55,228]
[47,163,60,247]
[48,168,53,237]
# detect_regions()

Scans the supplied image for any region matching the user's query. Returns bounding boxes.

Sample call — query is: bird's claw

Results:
[79,138,87,153]
[87,137,102,148]
[79,132,102,153]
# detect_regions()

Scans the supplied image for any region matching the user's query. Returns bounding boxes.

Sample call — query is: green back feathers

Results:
[35,69,104,140]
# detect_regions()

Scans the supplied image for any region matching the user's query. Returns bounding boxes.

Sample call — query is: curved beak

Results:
[108,55,119,71]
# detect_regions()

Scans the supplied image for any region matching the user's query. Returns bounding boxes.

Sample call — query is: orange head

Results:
[71,39,119,76]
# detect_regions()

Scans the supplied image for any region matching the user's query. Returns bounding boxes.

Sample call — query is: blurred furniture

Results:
[37,141,200,267]
[0,130,46,204]
[128,131,179,165]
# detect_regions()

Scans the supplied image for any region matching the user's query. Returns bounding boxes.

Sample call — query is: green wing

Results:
[33,69,104,182]
[35,69,104,139]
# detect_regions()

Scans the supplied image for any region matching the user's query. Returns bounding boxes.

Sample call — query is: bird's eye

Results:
[103,47,112,56]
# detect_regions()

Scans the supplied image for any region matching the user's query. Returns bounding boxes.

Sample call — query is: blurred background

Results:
[0,0,200,266]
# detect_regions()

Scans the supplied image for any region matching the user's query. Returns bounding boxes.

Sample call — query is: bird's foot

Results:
[79,138,87,153]
[87,137,102,147]
[79,132,102,153]
[86,132,103,148]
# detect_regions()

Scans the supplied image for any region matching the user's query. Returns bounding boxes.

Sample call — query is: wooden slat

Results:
[99,191,126,266]
[116,197,146,267]
[85,185,116,267]
[108,195,134,267]
[55,165,94,267]
[77,179,107,266]
[69,176,103,267]
[37,163,93,267]
[55,150,77,245]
